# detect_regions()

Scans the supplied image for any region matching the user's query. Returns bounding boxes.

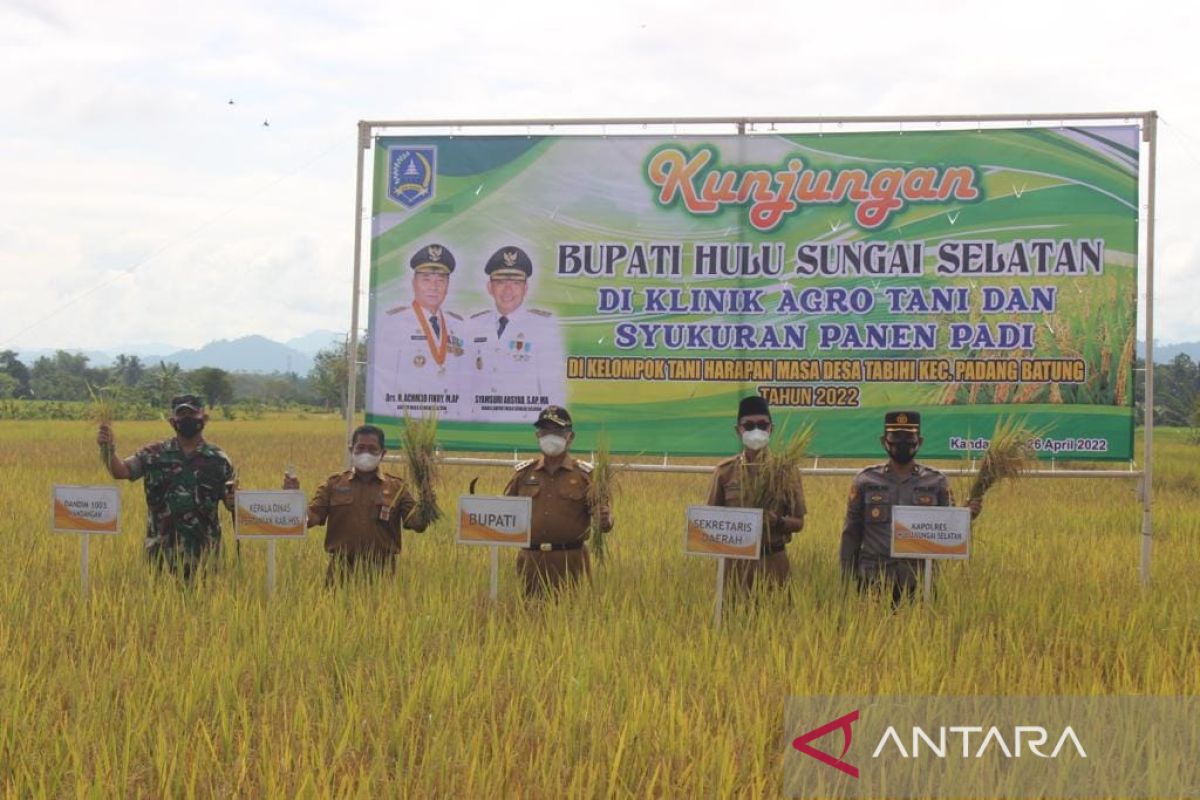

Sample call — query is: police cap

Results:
[884,410,921,433]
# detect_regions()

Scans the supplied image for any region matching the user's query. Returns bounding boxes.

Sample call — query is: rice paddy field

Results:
[1,417,1197,797]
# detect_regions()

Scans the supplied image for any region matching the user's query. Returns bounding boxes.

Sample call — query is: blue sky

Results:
[2,0,1197,352]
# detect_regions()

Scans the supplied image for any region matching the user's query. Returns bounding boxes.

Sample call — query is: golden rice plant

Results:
[738,424,812,516]
[586,432,618,563]
[401,412,442,523]
[86,383,117,468]
[968,416,1045,502]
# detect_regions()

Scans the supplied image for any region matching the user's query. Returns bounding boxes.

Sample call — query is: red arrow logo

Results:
[791,709,860,778]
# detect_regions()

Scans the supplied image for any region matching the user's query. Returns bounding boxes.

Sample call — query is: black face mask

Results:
[887,441,918,464]
[173,417,205,439]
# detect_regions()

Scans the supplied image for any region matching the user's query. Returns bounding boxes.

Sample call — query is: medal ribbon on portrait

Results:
[414,308,448,366]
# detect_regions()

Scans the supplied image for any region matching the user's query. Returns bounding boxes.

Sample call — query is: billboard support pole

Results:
[345,121,370,467]
[1140,111,1157,585]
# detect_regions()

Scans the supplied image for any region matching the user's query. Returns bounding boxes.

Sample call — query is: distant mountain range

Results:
[1140,340,1200,364]
[16,330,346,375]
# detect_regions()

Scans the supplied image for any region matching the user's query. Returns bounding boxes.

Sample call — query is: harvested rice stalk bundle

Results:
[586,433,619,563]
[968,417,1045,502]
[87,383,117,468]
[401,412,442,524]
[738,425,813,521]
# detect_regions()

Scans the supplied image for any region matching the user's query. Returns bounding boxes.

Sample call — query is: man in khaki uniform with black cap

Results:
[369,242,468,420]
[503,405,613,597]
[706,395,806,593]
[840,411,982,604]
[468,245,566,422]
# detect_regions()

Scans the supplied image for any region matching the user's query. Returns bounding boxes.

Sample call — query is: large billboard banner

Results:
[366,127,1139,459]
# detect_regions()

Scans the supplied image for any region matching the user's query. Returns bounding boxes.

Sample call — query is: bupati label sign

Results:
[685,505,763,560]
[457,496,532,547]
[366,127,1138,460]
[52,485,120,534]
[234,490,307,539]
[891,505,971,559]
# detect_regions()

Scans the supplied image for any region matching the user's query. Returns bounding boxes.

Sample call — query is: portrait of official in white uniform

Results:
[368,243,469,420]
[467,246,567,423]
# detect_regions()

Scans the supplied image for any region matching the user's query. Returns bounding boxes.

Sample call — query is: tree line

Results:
[0,340,366,415]
[1,345,1196,428]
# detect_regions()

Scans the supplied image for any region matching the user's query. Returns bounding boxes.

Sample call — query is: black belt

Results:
[523,541,584,552]
[763,541,787,556]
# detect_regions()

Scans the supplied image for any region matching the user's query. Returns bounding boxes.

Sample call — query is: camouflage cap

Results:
[533,405,572,430]
[171,394,205,413]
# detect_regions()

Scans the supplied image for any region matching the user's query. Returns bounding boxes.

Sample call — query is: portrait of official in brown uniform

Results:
[706,396,806,593]
[840,411,983,605]
[503,406,613,598]
[284,424,434,585]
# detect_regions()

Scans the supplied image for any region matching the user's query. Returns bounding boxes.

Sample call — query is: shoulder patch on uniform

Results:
[513,458,537,471]
[386,305,408,315]
[470,310,491,319]
[528,308,552,317]
[445,311,463,321]
[576,460,594,473]
[328,471,350,482]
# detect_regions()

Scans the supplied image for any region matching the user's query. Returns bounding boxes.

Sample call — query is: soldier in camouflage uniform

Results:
[98,394,236,578]
[840,411,982,604]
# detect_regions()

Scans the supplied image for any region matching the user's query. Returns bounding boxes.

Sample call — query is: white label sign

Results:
[52,485,120,534]
[235,490,308,539]
[685,505,763,560]
[891,505,972,560]
[457,496,532,547]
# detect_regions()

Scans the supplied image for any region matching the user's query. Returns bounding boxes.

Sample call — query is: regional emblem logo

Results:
[387,146,437,208]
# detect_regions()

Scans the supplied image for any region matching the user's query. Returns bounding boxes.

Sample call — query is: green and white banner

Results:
[366,127,1139,459]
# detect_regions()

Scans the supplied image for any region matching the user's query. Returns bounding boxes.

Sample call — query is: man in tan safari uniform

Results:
[706,395,806,593]
[503,405,613,598]
[284,424,434,585]
[840,411,982,604]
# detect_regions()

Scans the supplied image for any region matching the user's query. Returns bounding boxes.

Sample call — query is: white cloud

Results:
[2,0,1198,352]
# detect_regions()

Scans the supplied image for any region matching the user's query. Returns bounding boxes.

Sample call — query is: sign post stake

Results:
[489,545,499,601]
[923,557,933,604]
[714,557,726,629]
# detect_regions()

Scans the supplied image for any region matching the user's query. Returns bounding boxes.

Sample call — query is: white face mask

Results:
[741,429,770,451]
[538,434,568,457]
[352,452,383,472]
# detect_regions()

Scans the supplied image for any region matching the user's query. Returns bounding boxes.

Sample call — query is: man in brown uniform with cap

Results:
[284,424,433,584]
[706,395,806,593]
[504,405,613,597]
[840,411,982,604]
